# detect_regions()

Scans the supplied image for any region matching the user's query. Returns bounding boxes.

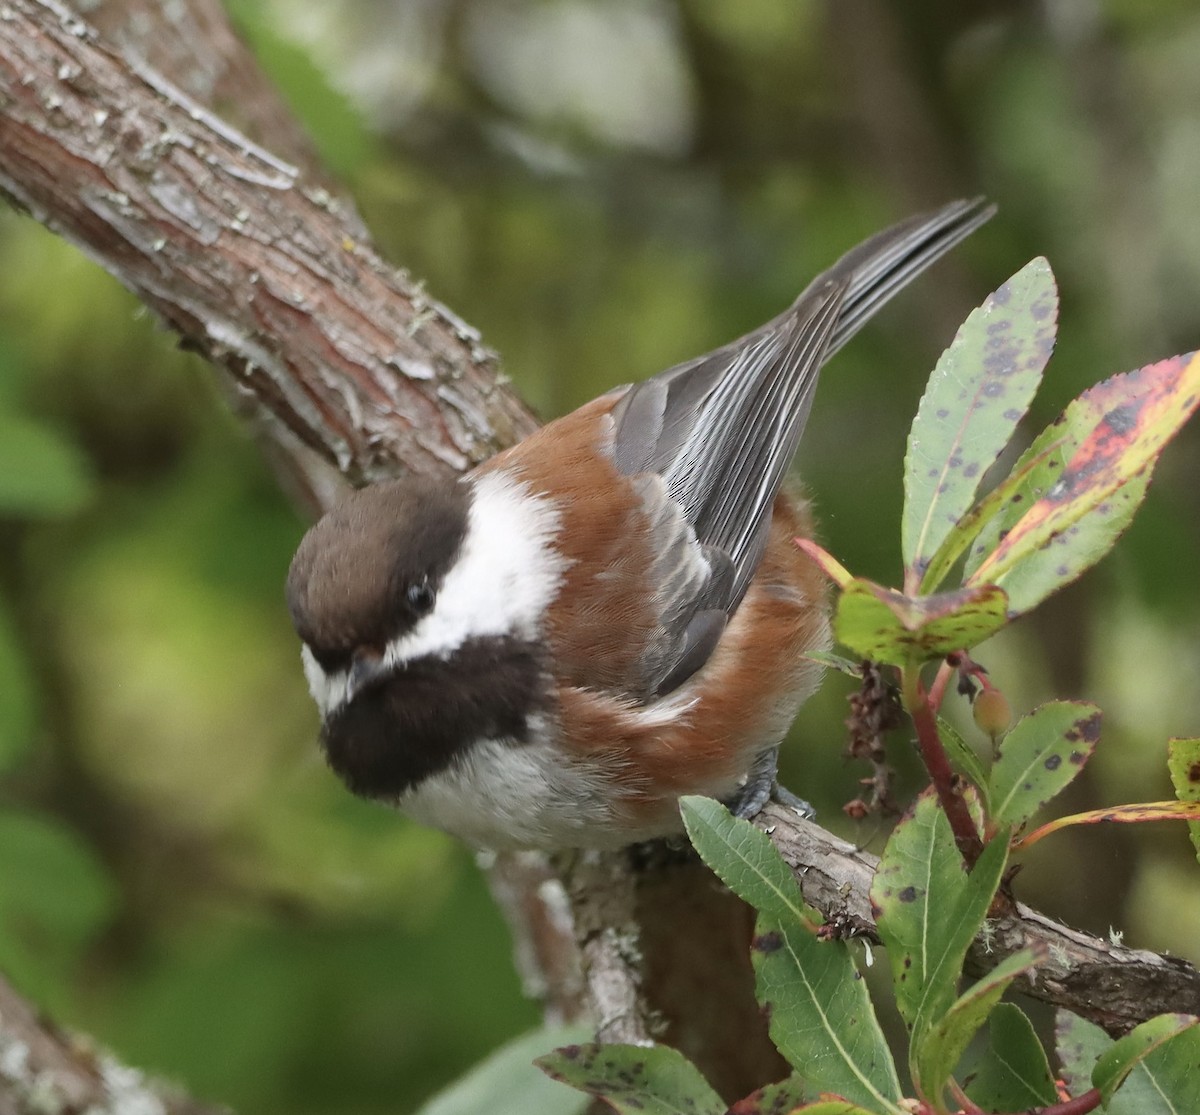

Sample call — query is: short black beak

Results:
[346,648,387,704]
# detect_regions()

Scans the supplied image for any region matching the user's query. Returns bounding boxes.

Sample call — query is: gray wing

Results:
[612,197,995,696]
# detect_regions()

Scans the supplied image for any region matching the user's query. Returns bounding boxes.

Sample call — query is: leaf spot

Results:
[1104,403,1138,435]
[753,931,784,954]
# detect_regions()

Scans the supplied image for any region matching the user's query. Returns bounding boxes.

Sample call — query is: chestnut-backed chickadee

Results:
[287,198,993,850]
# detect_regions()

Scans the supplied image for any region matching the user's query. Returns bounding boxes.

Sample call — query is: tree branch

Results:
[757,801,1200,1032]
[86,0,352,204]
[0,973,224,1115]
[0,0,537,496]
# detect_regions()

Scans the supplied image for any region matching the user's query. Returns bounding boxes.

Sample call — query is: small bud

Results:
[973,687,1012,740]
[843,798,870,820]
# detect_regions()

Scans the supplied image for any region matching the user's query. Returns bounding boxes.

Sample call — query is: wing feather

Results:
[610,197,994,695]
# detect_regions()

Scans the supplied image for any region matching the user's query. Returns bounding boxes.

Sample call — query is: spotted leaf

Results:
[903,259,1057,579]
[968,351,1200,612]
[536,1042,724,1115]
[752,911,902,1111]
[871,790,1008,1034]
[1167,737,1200,864]
[988,702,1101,832]
[833,578,1008,666]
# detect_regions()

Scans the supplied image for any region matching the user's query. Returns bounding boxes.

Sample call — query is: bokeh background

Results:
[2,1,1200,1112]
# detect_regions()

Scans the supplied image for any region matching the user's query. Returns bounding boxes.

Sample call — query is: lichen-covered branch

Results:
[757,801,1200,1033]
[0,973,224,1115]
[0,0,537,497]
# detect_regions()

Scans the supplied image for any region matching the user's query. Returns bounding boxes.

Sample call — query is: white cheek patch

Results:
[301,644,348,718]
[383,470,568,667]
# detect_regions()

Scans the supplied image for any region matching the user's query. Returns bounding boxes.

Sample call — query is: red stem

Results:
[947,1077,986,1114]
[948,1075,1101,1115]
[903,667,984,866]
[1034,1088,1103,1115]
[928,658,956,711]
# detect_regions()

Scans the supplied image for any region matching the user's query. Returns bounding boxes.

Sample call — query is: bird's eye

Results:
[406,580,434,615]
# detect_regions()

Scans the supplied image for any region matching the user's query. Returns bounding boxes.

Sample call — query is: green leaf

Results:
[919,435,1065,594]
[416,1026,592,1115]
[988,702,1101,831]
[833,578,1009,666]
[1093,1013,1200,1105]
[1167,737,1200,863]
[913,951,1044,1106]
[752,911,902,1113]
[681,796,815,925]
[0,411,93,517]
[963,1002,1058,1111]
[726,1073,811,1114]
[968,351,1200,614]
[938,717,991,806]
[871,791,1008,1032]
[1058,1010,1200,1115]
[0,598,36,773]
[1055,1010,1112,1098]
[536,1043,724,1115]
[903,258,1057,578]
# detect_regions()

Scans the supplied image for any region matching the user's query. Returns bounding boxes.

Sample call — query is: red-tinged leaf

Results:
[969,351,1200,603]
[903,259,1058,579]
[834,578,1009,666]
[982,463,1151,617]
[1014,800,1200,852]
[919,434,1067,594]
[795,538,853,588]
[1167,737,1200,863]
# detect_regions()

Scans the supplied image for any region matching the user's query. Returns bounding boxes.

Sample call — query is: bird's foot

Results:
[726,746,816,821]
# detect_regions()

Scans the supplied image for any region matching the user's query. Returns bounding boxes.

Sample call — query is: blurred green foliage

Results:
[1,1,1200,1113]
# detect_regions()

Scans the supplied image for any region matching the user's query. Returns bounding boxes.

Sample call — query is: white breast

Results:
[397,731,622,850]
